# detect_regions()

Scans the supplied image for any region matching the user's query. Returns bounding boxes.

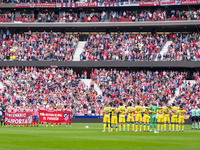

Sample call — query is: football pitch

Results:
[0,123,200,150]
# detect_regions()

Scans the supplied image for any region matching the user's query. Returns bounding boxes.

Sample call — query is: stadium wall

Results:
[1,61,200,68]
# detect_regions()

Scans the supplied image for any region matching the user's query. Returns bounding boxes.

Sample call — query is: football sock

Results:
[199,123,200,128]
[172,124,174,130]
[182,125,184,130]
[132,123,134,131]
[127,124,130,131]
[143,124,146,131]
[164,124,166,130]
[136,124,138,130]
[157,124,160,130]
[195,123,198,128]
[192,123,194,128]
[111,126,113,131]
[161,124,163,130]
[119,125,121,131]
[1,121,2,126]
[179,124,181,130]
[150,123,153,130]
[108,124,110,130]
[147,124,150,131]
[176,124,178,130]
[103,124,106,130]
[169,124,171,130]
[123,124,125,130]
[140,124,142,131]
[154,123,156,130]
[116,126,118,131]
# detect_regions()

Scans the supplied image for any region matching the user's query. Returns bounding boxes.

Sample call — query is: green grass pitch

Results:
[0,123,199,150]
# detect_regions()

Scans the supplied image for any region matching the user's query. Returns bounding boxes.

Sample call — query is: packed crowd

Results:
[0,68,191,116]
[173,72,200,107]
[80,33,166,61]
[159,33,200,61]
[0,67,102,116]
[0,30,78,61]
[169,9,200,21]
[91,69,187,106]
[109,10,167,22]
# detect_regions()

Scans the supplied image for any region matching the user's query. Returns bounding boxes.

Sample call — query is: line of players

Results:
[0,103,73,127]
[103,102,187,132]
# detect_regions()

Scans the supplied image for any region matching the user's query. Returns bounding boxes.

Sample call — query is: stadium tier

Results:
[0,8,200,23]
[1,67,199,116]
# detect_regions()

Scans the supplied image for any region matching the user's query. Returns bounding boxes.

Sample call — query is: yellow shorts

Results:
[103,115,110,123]
[135,114,142,122]
[171,115,178,123]
[143,115,149,123]
[157,115,164,123]
[119,116,125,123]
[178,117,185,124]
[164,114,170,123]
[111,116,118,124]
[127,115,134,122]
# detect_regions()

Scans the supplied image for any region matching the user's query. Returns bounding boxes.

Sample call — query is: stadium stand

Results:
[80,33,167,61]
[0,30,78,61]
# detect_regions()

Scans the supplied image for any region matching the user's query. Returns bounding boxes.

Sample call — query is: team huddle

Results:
[103,102,187,132]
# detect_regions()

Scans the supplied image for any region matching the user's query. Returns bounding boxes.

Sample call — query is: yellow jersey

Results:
[143,107,151,115]
[118,106,126,117]
[103,107,111,116]
[126,106,135,117]
[135,106,143,115]
[157,108,164,115]
[178,109,186,118]
[171,106,179,116]
[111,107,118,116]
[164,106,171,114]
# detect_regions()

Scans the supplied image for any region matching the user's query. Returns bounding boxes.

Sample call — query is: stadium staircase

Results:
[169,80,197,104]
[155,41,173,61]
[73,41,87,61]
[81,79,102,96]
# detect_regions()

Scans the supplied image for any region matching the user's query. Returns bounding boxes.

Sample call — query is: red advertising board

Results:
[140,1,160,6]
[39,110,71,124]
[75,2,98,7]
[5,111,33,125]
[36,3,56,7]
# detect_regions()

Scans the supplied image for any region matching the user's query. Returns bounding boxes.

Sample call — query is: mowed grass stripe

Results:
[0,123,199,150]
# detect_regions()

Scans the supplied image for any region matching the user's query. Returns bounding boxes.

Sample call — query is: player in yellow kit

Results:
[164,104,171,132]
[157,103,164,132]
[171,103,179,132]
[178,105,186,132]
[135,101,143,132]
[118,102,126,132]
[143,104,151,132]
[102,104,111,132]
[126,103,135,132]
[111,104,118,132]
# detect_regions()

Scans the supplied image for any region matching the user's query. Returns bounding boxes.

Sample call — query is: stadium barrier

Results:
[0,61,200,68]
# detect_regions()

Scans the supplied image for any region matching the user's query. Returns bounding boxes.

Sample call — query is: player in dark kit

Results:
[0,103,7,127]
